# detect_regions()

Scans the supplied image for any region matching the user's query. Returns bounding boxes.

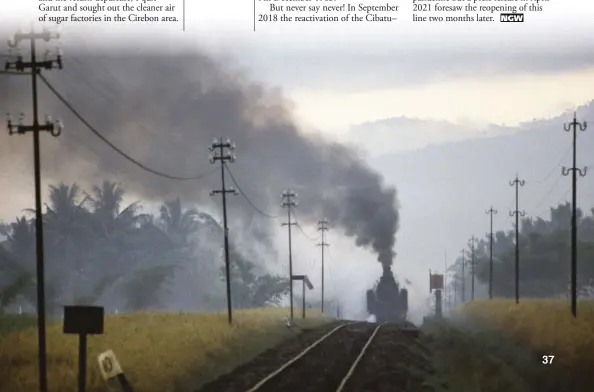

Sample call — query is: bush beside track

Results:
[0,308,332,392]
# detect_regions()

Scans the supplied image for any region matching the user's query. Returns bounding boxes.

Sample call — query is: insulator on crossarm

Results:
[51,119,63,136]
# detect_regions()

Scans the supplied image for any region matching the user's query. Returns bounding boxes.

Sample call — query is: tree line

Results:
[447,203,594,301]
[0,181,289,316]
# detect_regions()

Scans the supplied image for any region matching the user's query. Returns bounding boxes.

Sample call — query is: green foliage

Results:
[0,180,287,314]
[123,265,176,310]
[251,275,290,306]
[448,202,594,299]
[159,196,202,246]
[219,245,290,308]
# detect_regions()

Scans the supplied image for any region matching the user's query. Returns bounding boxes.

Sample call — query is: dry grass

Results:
[418,300,594,392]
[457,299,594,367]
[0,308,332,392]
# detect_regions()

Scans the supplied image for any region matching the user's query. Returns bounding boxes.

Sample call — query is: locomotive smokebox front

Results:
[366,263,408,323]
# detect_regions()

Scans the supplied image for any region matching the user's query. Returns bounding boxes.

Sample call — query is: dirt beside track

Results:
[196,321,438,392]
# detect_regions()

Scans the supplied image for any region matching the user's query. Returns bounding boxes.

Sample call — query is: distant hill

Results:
[356,101,594,293]
[346,103,593,156]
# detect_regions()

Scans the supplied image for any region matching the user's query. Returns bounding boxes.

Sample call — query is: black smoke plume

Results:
[0,45,399,266]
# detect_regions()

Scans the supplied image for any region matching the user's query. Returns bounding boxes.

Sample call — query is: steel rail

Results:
[334,322,385,392]
[244,322,359,392]
[245,321,385,392]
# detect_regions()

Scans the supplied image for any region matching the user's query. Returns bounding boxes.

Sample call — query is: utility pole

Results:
[562,112,587,317]
[5,26,62,392]
[460,250,466,303]
[509,174,525,305]
[317,219,329,313]
[281,189,298,320]
[468,236,477,301]
[209,137,237,325]
[444,252,448,311]
[454,278,457,307]
[486,207,498,299]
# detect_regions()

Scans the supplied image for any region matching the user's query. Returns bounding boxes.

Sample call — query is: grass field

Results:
[457,299,594,365]
[0,313,37,335]
[0,308,332,392]
[453,299,594,390]
[422,322,548,392]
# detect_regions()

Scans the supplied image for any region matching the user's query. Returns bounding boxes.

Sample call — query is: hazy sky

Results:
[2,1,594,319]
[5,0,594,136]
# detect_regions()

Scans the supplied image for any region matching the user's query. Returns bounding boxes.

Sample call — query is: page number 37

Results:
[542,355,554,364]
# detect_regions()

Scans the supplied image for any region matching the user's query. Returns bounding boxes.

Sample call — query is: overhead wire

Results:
[295,220,320,241]
[223,163,279,219]
[7,49,215,180]
[37,73,217,180]
[555,187,572,206]
[223,162,321,239]
[531,143,573,184]
[292,206,321,241]
[528,132,587,214]
[10,48,332,314]
[532,173,564,212]
[530,186,571,218]
[40,62,324,268]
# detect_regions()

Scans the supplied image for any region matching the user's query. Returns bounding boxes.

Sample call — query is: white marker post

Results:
[97,350,134,392]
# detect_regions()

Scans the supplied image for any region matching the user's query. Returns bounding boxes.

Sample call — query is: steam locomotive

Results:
[366,264,408,323]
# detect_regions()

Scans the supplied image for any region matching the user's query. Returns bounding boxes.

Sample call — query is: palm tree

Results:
[86,180,142,237]
[37,183,96,303]
[159,197,201,246]
[2,216,35,265]
[41,183,93,249]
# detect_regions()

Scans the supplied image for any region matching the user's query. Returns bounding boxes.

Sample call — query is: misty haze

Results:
[1,23,594,392]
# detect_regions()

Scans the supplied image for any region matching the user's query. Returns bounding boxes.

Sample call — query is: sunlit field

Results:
[457,299,594,371]
[0,308,332,392]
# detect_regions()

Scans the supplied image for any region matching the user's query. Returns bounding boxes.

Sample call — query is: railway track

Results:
[200,322,419,392]
[198,320,423,392]
[245,321,378,392]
